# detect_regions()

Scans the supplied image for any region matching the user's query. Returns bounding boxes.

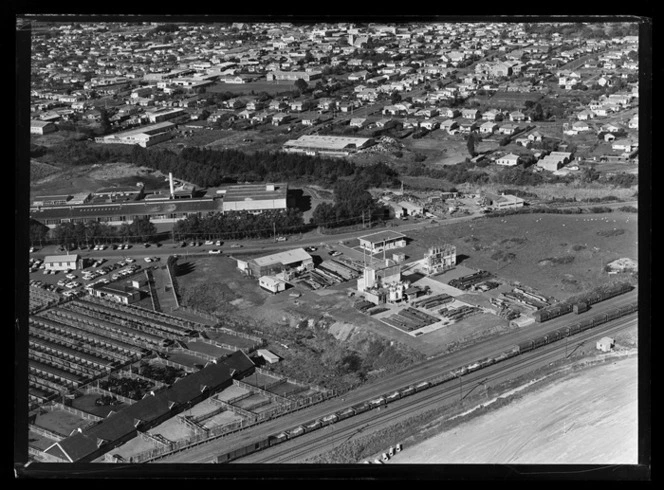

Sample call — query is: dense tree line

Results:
[172,209,310,240]
[50,216,157,248]
[130,146,401,189]
[311,180,388,229]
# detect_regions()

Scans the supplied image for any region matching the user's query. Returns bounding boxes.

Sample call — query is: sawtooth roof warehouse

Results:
[30,183,291,228]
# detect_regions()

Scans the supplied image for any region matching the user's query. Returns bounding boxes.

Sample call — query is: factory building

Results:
[282,135,376,157]
[95,121,176,148]
[358,230,407,254]
[357,258,406,304]
[481,192,525,210]
[236,248,314,278]
[423,245,457,275]
[219,183,288,213]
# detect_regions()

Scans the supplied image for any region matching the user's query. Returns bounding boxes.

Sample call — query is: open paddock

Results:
[71,393,129,418]
[32,407,89,438]
[149,417,196,442]
[200,409,245,430]
[184,340,235,358]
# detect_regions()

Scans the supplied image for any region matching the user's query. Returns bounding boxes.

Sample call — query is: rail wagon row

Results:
[412,294,454,310]
[448,271,493,291]
[213,301,638,464]
[533,283,633,323]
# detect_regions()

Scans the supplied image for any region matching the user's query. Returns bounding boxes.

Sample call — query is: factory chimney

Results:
[169,172,175,199]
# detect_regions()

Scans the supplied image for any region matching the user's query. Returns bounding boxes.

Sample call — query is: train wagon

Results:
[337,407,356,421]
[369,396,386,408]
[414,381,430,392]
[400,386,416,397]
[288,426,305,438]
[321,414,339,426]
[352,402,372,415]
[304,419,322,432]
[385,391,401,403]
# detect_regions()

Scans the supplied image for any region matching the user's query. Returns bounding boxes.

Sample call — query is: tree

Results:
[294,78,308,94]
[130,216,157,242]
[466,132,478,157]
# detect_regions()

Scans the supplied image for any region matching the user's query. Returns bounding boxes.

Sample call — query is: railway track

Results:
[243,316,637,463]
[154,293,637,463]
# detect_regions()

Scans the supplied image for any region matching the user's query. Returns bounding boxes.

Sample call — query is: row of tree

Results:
[40,216,158,248]
[172,209,310,241]
[311,180,388,229]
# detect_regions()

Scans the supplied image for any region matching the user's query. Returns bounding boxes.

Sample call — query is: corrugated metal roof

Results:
[45,351,254,462]
[251,248,312,268]
[358,230,406,245]
[44,254,78,263]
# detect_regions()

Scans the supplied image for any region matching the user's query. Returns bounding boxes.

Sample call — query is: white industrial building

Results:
[282,135,376,157]
[43,254,80,271]
[237,248,313,278]
[259,275,287,294]
[95,121,176,148]
[219,183,288,213]
[358,230,407,254]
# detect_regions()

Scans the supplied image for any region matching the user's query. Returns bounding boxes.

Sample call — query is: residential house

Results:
[349,118,368,128]
[479,121,498,134]
[439,119,459,133]
[495,153,520,166]
[577,109,595,120]
[572,121,591,132]
[628,115,638,129]
[401,118,420,129]
[461,108,480,120]
[375,118,394,128]
[420,119,441,131]
[438,107,460,119]
[458,120,479,133]
[317,98,336,112]
[238,109,256,120]
[251,111,273,124]
[498,123,521,135]
[268,100,288,111]
[290,100,310,112]
[528,130,543,142]
[482,109,501,121]
[348,70,369,81]
[271,113,292,126]
[509,111,527,122]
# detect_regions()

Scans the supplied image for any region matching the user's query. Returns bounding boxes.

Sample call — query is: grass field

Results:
[206,80,298,96]
[404,211,638,300]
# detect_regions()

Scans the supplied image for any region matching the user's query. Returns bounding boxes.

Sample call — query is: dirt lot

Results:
[388,353,638,464]
[30,162,170,200]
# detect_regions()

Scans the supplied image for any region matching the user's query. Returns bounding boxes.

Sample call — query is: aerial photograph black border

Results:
[13,8,652,481]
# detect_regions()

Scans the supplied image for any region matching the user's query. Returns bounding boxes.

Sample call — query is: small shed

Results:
[256,349,281,364]
[259,275,287,294]
[596,337,615,352]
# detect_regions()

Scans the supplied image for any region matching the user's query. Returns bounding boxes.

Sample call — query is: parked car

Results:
[208,249,221,255]
[204,240,214,245]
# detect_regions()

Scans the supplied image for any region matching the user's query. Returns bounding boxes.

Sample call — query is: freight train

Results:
[533,282,633,323]
[214,302,637,464]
